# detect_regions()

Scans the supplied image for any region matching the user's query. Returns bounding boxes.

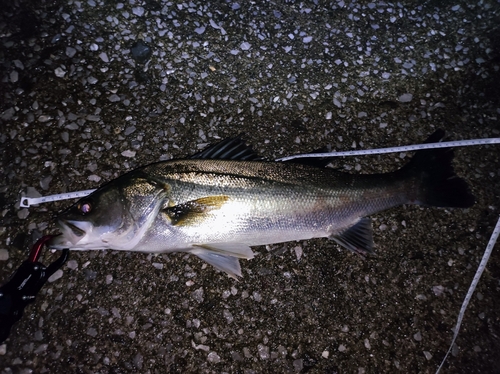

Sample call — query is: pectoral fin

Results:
[330,218,374,254]
[163,195,229,226]
[189,243,255,279]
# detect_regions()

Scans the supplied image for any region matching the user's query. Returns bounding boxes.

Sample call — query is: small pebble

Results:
[88,174,102,182]
[132,6,145,16]
[10,71,18,83]
[48,269,63,282]
[99,52,109,62]
[130,40,152,64]
[240,42,251,51]
[121,150,136,158]
[0,249,9,261]
[66,47,77,58]
[207,351,221,363]
[398,93,413,103]
[54,67,66,78]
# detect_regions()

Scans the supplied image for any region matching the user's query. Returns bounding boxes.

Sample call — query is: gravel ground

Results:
[1,0,499,373]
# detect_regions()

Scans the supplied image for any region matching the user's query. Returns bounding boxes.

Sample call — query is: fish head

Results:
[49,175,170,251]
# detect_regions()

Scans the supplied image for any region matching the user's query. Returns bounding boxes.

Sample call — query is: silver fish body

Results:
[50,131,474,277]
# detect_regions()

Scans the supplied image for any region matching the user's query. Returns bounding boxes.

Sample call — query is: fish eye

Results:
[77,200,92,215]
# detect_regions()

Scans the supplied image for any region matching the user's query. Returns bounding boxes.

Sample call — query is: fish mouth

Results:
[62,219,86,237]
[49,219,89,249]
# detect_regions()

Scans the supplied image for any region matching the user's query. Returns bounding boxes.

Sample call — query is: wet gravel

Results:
[1,0,500,373]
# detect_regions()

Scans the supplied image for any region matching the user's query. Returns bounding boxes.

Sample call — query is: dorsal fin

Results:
[190,135,263,161]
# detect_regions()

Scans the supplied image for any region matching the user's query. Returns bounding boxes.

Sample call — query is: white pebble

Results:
[364,339,371,349]
[18,209,29,219]
[132,6,144,16]
[294,246,303,261]
[207,351,221,363]
[55,67,66,78]
[253,291,262,302]
[121,150,136,158]
[240,42,251,51]
[48,269,64,283]
[88,174,101,182]
[192,287,204,303]
[66,47,77,58]
[398,93,413,102]
[223,309,233,323]
[192,341,210,351]
[66,260,78,270]
[10,71,18,83]
[0,249,9,261]
[303,36,313,43]
[99,52,109,62]
[195,26,206,34]
[13,60,24,69]
[152,262,163,270]
[258,344,269,359]
[432,285,445,296]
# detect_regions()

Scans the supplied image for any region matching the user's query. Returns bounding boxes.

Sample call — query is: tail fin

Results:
[399,130,475,208]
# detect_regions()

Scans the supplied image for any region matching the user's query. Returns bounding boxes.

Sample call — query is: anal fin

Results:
[330,218,374,254]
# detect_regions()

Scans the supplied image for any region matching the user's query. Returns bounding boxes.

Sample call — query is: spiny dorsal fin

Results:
[330,218,374,254]
[190,136,262,161]
[163,195,229,226]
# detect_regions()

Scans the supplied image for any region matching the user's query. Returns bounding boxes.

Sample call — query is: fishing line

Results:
[19,136,500,207]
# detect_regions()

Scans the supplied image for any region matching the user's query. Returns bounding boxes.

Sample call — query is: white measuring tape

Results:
[19,136,500,207]
[276,137,500,161]
[436,215,500,373]
[20,189,97,208]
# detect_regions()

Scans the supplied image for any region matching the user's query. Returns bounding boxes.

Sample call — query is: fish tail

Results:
[399,129,475,208]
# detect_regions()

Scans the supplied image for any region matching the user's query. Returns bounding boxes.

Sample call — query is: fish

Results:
[49,130,475,278]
